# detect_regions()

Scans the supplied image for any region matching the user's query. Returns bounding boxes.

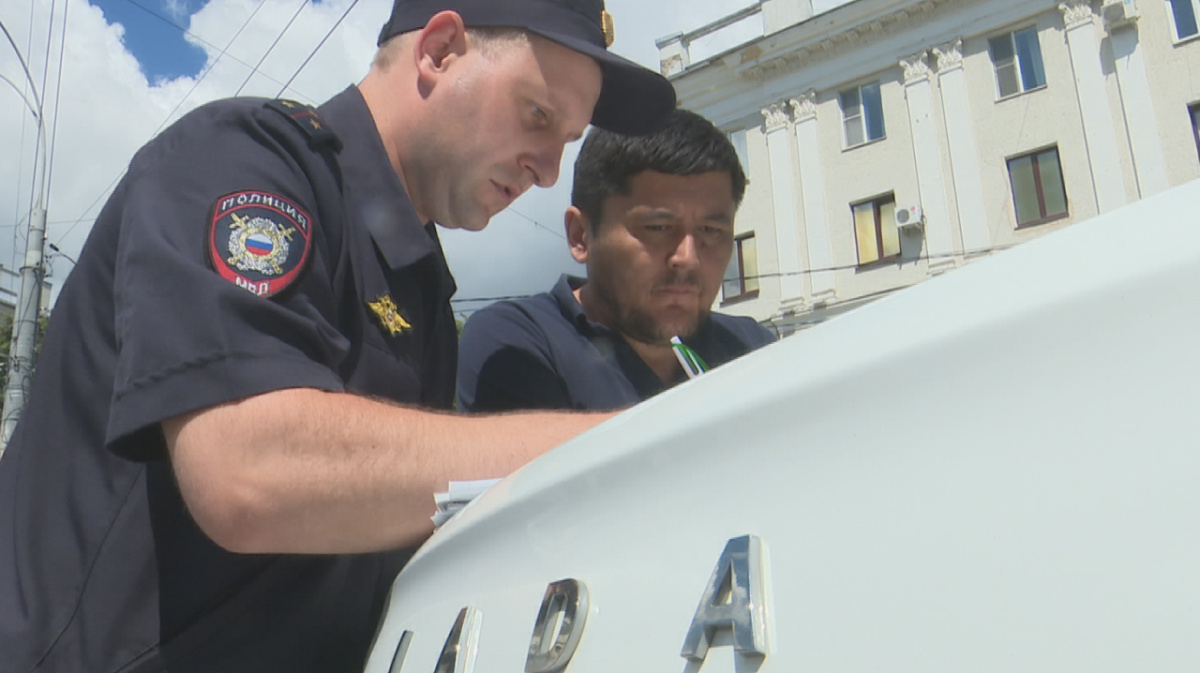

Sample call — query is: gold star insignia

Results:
[602,10,614,47]
[367,294,413,336]
[308,119,322,130]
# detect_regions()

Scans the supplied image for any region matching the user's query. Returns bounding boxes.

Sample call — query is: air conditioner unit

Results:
[1102,0,1139,30]
[895,205,924,229]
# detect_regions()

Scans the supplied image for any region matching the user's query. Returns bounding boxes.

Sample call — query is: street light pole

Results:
[1,20,49,451]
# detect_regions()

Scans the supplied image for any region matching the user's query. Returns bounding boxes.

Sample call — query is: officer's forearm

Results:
[161,387,612,554]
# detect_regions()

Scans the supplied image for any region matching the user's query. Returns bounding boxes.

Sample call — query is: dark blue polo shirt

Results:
[0,87,457,673]
[457,274,776,412]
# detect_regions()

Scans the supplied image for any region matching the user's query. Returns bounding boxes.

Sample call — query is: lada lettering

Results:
[681,534,771,661]
[379,535,772,671]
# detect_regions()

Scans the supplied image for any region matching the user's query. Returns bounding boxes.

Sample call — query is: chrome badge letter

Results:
[434,607,483,673]
[526,579,590,673]
[680,535,770,661]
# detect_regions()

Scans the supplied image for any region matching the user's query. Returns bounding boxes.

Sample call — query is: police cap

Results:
[377,0,676,136]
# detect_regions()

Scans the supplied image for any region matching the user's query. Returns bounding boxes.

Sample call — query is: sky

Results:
[0,0,850,314]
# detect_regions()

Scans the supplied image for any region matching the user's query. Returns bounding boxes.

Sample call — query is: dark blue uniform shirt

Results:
[457,275,776,412]
[0,87,457,673]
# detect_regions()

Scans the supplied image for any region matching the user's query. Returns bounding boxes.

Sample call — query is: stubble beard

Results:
[593,272,709,347]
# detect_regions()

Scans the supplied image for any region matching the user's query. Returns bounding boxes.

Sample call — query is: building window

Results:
[1190,103,1200,162]
[1007,147,1068,227]
[989,27,1046,98]
[722,233,760,302]
[728,129,750,175]
[852,194,900,266]
[839,82,885,148]
[1168,0,1200,40]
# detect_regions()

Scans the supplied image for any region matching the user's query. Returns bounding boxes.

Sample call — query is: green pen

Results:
[670,336,709,379]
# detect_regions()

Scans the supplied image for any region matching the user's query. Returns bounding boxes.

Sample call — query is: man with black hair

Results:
[0,1,675,671]
[458,108,776,412]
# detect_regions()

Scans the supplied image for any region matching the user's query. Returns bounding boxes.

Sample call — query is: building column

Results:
[932,39,991,254]
[761,103,805,304]
[1108,22,1169,197]
[789,91,836,304]
[1060,0,1128,212]
[900,50,956,274]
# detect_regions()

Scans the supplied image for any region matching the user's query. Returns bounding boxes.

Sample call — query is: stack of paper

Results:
[432,478,501,528]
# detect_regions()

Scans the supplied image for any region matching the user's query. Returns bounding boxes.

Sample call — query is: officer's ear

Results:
[566,206,591,264]
[414,10,468,90]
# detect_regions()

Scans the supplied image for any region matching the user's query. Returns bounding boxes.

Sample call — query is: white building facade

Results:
[660,0,1200,333]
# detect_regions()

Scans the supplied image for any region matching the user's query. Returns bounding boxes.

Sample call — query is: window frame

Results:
[988,26,1047,100]
[727,129,750,175]
[721,233,760,304]
[1190,102,1200,164]
[838,81,886,149]
[851,193,901,267]
[1167,0,1200,42]
[1006,146,1069,228]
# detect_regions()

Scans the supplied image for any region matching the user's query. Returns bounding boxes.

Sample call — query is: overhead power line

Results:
[120,0,298,91]
[506,207,567,241]
[276,0,363,97]
[447,244,1018,307]
[56,0,291,246]
[43,0,70,209]
[233,0,310,97]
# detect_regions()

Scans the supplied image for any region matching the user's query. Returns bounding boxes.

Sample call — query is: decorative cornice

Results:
[737,0,950,82]
[660,54,686,77]
[899,51,932,85]
[788,91,819,123]
[932,38,964,74]
[761,102,790,132]
[1058,0,1095,30]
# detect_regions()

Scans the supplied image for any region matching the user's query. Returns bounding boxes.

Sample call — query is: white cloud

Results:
[162,0,190,23]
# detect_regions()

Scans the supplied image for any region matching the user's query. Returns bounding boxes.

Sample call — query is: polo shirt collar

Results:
[551,274,593,333]
[551,273,720,349]
[319,86,437,270]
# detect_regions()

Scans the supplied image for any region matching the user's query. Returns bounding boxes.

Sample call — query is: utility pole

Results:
[1,20,49,453]
[1,205,46,448]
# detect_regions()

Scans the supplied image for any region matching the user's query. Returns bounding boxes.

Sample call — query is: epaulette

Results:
[265,99,342,152]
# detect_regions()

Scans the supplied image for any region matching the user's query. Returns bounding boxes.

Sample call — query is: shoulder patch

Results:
[208,191,313,298]
[265,99,342,151]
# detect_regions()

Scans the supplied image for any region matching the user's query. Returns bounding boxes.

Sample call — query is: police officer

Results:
[0,1,674,671]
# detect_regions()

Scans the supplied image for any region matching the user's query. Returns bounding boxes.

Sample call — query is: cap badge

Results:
[367,294,413,336]
[601,10,614,47]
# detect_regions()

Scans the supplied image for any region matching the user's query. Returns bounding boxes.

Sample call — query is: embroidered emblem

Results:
[208,191,312,297]
[367,294,413,336]
[601,10,614,47]
[226,212,296,275]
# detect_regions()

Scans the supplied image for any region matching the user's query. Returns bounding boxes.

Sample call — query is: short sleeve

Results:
[748,320,778,349]
[105,105,348,460]
[456,302,572,412]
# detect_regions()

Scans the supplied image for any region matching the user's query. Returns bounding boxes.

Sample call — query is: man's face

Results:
[576,170,737,346]
[408,34,602,231]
